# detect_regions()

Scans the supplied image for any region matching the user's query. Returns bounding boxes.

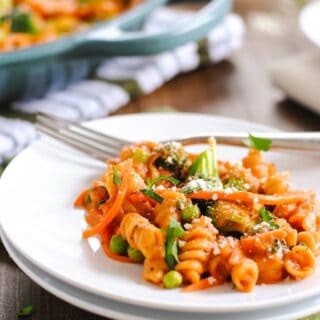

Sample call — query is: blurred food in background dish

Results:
[0,0,140,52]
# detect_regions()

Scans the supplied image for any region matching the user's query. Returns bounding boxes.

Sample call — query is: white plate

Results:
[2,227,320,320]
[0,113,319,313]
[299,1,320,47]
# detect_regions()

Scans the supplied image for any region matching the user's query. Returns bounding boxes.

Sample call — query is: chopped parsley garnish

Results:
[165,218,185,269]
[17,304,36,317]
[147,176,179,187]
[259,206,273,222]
[259,207,279,229]
[141,175,179,204]
[141,188,163,203]
[112,166,121,186]
[84,191,91,204]
[271,239,282,253]
[243,134,272,151]
[270,239,288,255]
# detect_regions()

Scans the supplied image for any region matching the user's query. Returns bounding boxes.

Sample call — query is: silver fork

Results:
[36,113,320,162]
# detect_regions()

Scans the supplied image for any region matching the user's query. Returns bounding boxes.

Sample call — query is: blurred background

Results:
[1,0,319,170]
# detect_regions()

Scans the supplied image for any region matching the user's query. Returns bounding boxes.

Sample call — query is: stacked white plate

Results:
[0,114,319,320]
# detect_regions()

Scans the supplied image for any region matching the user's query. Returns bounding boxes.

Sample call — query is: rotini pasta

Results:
[284,245,316,279]
[175,216,217,284]
[119,212,164,260]
[231,258,258,292]
[75,137,319,292]
[297,231,320,256]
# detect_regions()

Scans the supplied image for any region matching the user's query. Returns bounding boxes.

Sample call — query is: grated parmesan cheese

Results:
[207,276,217,285]
[212,194,218,201]
[184,223,192,230]
[178,240,186,248]
[212,242,221,255]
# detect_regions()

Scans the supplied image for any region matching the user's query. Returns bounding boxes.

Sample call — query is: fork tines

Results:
[36,113,130,161]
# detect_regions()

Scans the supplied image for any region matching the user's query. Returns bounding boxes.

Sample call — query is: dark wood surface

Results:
[1,1,319,320]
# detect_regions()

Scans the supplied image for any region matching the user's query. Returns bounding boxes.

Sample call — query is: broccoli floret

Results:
[207,201,256,235]
[154,142,190,179]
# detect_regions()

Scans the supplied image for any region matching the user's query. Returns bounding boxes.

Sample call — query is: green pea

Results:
[109,235,128,255]
[181,203,200,222]
[127,247,144,262]
[163,271,183,289]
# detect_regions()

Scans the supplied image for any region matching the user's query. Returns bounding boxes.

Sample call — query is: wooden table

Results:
[1,1,319,319]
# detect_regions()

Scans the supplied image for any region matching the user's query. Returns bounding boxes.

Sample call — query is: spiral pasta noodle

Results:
[175,216,217,284]
[297,231,320,256]
[231,258,259,292]
[119,212,165,260]
[284,245,316,279]
[143,258,169,285]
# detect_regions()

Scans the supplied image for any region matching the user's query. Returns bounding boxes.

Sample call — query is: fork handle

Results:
[171,132,320,152]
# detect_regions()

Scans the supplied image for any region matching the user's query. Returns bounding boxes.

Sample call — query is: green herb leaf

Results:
[243,134,272,151]
[17,304,36,317]
[147,175,179,187]
[259,207,273,222]
[112,166,121,186]
[165,218,184,269]
[269,221,280,229]
[141,188,163,203]
[259,207,279,229]
[141,175,178,203]
[84,191,91,204]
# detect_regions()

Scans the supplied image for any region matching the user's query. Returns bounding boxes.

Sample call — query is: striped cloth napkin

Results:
[0,8,245,168]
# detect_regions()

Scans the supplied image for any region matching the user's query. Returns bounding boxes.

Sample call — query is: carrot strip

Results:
[83,166,129,238]
[74,189,88,207]
[85,208,102,226]
[148,154,160,180]
[182,278,220,292]
[188,153,198,161]
[188,190,309,205]
[101,229,133,264]
[129,192,156,205]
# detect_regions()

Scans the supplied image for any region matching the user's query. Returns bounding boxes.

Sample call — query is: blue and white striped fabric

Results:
[0,8,245,164]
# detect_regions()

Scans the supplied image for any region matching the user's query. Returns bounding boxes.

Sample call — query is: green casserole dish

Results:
[0,0,232,104]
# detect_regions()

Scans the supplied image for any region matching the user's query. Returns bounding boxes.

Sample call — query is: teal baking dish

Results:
[0,0,232,104]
